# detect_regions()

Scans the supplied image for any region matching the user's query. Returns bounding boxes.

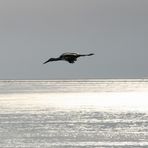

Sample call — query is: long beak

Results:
[43,59,50,64]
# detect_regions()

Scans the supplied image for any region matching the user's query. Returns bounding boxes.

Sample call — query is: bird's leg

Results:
[78,53,94,57]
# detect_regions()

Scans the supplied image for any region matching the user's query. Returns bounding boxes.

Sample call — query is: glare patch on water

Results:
[0,80,148,147]
[1,92,148,112]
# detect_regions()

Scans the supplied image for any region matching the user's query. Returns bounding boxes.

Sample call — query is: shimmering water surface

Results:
[0,79,148,148]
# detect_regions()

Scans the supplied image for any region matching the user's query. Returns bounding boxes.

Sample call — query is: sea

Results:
[0,79,148,148]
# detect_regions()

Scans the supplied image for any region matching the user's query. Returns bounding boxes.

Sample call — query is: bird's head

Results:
[43,58,58,64]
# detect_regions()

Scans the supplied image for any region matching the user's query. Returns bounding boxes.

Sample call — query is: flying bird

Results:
[43,52,94,64]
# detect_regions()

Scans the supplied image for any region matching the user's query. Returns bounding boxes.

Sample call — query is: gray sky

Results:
[0,0,148,79]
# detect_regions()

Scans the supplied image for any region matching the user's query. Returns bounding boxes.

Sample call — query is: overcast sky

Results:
[0,0,148,79]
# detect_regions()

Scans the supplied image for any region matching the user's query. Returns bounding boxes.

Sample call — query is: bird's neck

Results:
[54,57,61,61]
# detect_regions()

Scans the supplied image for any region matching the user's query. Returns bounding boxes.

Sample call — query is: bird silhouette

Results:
[43,52,94,64]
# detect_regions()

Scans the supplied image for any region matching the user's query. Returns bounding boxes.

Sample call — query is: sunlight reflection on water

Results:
[1,92,148,112]
[0,80,148,147]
